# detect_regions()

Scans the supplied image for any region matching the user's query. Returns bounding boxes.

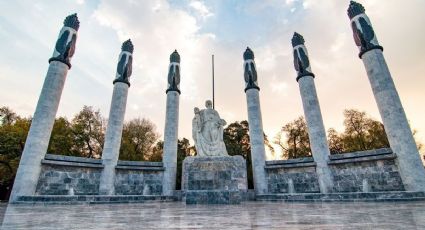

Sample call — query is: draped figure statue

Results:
[192,100,228,157]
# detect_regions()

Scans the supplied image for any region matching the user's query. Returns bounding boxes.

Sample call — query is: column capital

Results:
[243,47,260,92]
[347,1,383,58]
[166,50,181,94]
[48,14,80,68]
[292,32,315,82]
[113,39,133,87]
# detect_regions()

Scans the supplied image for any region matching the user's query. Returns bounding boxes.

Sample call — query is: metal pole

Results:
[212,54,215,109]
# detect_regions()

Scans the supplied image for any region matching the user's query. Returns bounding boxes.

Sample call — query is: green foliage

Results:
[48,117,74,156]
[176,138,194,190]
[70,106,105,158]
[328,109,390,154]
[0,106,31,200]
[274,116,311,159]
[119,118,160,161]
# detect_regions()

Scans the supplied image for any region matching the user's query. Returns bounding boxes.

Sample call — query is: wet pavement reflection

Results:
[1,201,425,229]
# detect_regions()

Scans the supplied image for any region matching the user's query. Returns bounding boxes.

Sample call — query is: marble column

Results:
[348,1,425,191]
[9,14,80,202]
[243,47,268,195]
[162,50,181,196]
[292,33,333,193]
[99,40,134,195]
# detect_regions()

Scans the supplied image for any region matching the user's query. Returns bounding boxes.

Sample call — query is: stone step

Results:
[14,195,179,204]
[256,191,425,202]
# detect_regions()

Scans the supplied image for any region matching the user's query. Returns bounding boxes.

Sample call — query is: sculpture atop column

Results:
[292,32,333,193]
[192,100,228,157]
[10,14,80,202]
[243,47,268,195]
[162,50,181,196]
[166,50,181,94]
[99,39,133,195]
[292,32,314,81]
[113,39,133,86]
[348,1,383,58]
[49,14,79,68]
[243,47,260,92]
[347,1,425,191]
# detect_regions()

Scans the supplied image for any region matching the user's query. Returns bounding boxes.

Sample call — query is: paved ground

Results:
[1,201,425,229]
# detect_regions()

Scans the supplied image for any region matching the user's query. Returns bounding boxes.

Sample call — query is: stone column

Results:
[292,33,333,193]
[99,40,134,195]
[348,1,425,191]
[243,47,268,195]
[9,14,80,202]
[162,50,181,196]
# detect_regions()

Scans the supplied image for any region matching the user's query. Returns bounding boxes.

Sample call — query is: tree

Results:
[48,117,74,156]
[0,106,18,126]
[340,109,389,152]
[327,128,344,154]
[0,107,31,200]
[274,116,311,159]
[147,141,164,162]
[119,118,160,161]
[176,138,193,190]
[70,106,105,158]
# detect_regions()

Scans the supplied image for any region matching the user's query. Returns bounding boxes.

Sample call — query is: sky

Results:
[1,0,425,160]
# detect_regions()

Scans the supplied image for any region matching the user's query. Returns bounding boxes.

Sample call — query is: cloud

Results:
[189,0,213,20]
[1,0,425,159]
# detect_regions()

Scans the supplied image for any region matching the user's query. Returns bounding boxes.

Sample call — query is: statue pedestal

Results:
[182,155,247,204]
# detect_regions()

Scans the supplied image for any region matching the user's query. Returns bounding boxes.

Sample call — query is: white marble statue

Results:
[192,100,228,157]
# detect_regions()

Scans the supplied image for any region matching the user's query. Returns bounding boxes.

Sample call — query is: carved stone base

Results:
[182,155,247,204]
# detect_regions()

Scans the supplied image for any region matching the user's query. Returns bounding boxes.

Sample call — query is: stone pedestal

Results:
[182,156,247,204]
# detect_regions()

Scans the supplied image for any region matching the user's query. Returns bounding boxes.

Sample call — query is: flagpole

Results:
[212,54,215,109]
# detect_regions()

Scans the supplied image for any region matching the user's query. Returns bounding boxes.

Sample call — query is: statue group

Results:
[192,100,228,157]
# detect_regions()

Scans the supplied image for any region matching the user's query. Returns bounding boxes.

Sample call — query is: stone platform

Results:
[182,155,247,204]
[13,195,178,205]
[256,191,425,202]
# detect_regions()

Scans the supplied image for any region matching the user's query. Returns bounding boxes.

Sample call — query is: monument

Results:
[182,100,247,204]
[6,1,425,206]
[192,100,228,157]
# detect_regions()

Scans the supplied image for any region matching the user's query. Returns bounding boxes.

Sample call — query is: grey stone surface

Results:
[36,164,102,195]
[361,49,425,191]
[99,82,129,195]
[328,148,392,160]
[117,160,163,167]
[162,91,180,196]
[185,190,243,204]
[256,191,425,202]
[10,61,70,202]
[298,75,333,193]
[245,89,268,195]
[329,157,404,192]
[182,156,247,204]
[45,154,102,164]
[3,201,425,229]
[114,170,163,195]
[266,163,320,194]
[182,156,247,191]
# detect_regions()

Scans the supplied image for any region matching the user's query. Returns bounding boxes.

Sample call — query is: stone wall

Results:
[328,148,404,192]
[265,158,320,194]
[114,161,164,195]
[265,148,405,194]
[36,154,103,195]
[36,154,164,196]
